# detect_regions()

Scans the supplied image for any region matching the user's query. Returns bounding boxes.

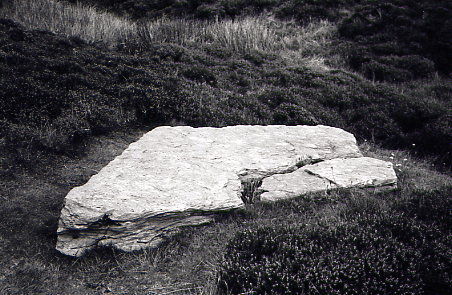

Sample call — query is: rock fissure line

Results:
[304,169,339,186]
[238,156,329,203]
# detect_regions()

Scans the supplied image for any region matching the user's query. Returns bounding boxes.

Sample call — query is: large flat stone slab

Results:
[56,125,389,257]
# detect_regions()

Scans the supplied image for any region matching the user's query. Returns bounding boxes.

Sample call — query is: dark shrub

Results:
[361,60,414,82]
[146,43,191,62]
[243,50,271,66]
[219,213,451,295]
[202,43,233,59]
[257,89,289,108]
[339,0,452,80]
[276,0,361,23]
[227,71,250,88]
[181,65,217,86]
[394,55,436,78]
[394,186,452,230]
[195,3,226,19]
[360,55,435,82]
[273,103,319,125]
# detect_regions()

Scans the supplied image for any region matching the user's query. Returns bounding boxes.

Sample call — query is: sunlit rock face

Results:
[56,125,396,257]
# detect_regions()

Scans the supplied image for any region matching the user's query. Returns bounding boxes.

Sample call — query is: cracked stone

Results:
[260,157,397,202]
[57,125,372,256]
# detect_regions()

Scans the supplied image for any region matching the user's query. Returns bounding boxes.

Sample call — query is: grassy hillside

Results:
[63,0,451,79]
[0,0,451,294]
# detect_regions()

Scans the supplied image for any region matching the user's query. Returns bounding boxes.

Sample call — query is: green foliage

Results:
[273,103,319,125]
[275,0,360,23]
[359,55,435,82]
[182,65,217,85]
[219,186,452,295]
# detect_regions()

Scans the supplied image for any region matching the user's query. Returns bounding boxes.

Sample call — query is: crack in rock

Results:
[260,157,397,202]
[238,161,324,204]
[238,155,329,204]
[304,168,339,186]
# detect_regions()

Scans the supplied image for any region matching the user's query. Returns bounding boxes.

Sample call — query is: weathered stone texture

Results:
[56,125,395,256]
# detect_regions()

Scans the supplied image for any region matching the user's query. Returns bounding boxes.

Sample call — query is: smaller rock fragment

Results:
[260,157,397,202]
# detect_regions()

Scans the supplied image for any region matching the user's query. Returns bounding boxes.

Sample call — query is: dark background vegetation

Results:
[0,0,451,294]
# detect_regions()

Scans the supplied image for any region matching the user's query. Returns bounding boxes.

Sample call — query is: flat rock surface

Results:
[56,125,391,257]
[260,157,397,202]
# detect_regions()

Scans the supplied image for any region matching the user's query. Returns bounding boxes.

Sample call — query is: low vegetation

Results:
[339,0,452,81]
[0,0,450,294]
[0,13,449,172]
[219,185,451,294]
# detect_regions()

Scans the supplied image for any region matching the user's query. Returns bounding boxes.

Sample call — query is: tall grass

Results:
[140,16,335,56]
[139,17,279,53]
[1,0,335,58]
[0,0,138,44]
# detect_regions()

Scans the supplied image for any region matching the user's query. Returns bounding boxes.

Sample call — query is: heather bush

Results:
[339,0,452,80]
[219,189,451,294]
[2,17,450,167]
[393,186,452,230]
[275,0,360,23]
[273,103,319,125]
[0,1,450,166]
